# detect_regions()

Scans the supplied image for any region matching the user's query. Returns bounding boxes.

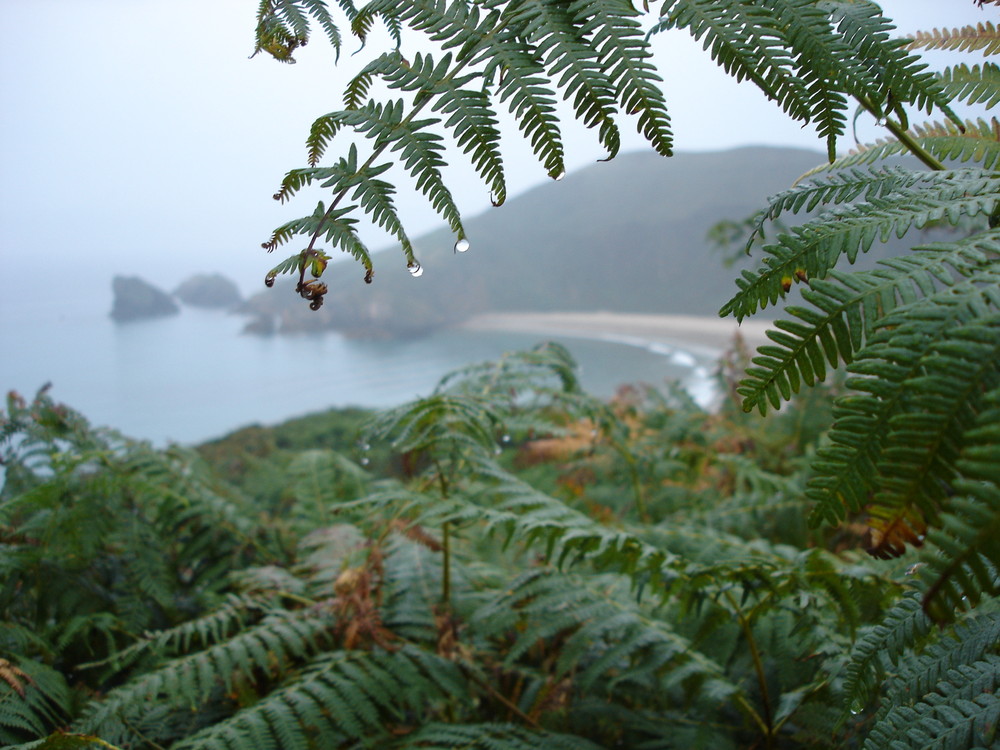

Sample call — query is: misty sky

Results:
[0,0,993,320]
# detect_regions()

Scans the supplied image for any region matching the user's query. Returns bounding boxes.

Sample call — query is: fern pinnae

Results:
[512,0,621,159]
[477,32,566,178]
[576,0,672,156]
[722,174,1000,323]
[802,118,1000,177]
[905,21,1000,57]
[937,62,1000,109]
[919,388,1000,620]
[830,1,964,128]
[735,235,1000,415]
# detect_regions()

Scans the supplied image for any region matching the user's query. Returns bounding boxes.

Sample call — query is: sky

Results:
[0,0,994,320]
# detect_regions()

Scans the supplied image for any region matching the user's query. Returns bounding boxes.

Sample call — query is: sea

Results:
[0,285,718,447]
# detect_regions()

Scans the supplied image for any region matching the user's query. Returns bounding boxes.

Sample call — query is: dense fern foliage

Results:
[5,344,995,748]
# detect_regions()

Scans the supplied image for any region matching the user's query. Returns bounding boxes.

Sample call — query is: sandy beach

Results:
[460,311,773,356]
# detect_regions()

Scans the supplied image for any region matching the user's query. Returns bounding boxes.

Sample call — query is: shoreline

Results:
[459,311,772,357]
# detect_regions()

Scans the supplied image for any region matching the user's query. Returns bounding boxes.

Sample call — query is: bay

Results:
[1,303,716,447]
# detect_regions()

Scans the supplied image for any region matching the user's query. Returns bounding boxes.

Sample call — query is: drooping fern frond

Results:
[252,0,350,63]
[841,590,934,715]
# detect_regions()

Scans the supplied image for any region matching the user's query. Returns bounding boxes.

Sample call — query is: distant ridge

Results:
[242,146,827,337]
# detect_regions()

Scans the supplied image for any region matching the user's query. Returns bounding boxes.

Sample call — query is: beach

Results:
[460,312,772,357]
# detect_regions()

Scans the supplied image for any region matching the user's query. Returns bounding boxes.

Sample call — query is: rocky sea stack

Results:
[110,276,180,322]
[174,273,243,309]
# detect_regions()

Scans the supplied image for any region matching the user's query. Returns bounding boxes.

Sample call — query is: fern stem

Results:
[434,457,453,608]
[723,588,774,748]
[856,96,946,172]
[883,118,947,171]
[442,520,452,607]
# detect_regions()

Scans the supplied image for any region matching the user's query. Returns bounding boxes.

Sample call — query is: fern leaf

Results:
[920,387,1000,621]
[509,0,621,159]
[575,0,672,156]
[735,233,1000,415]
[721,171,1000,322]
[807,279,1000,537]
[802,118,1000,177]
[937,62,1000,109]
[841,590,933,715]
[905,21,1000,57]
[396,722,606,749]
[475,31,566,179]
[0,660,71,746]
[830,1,962,126]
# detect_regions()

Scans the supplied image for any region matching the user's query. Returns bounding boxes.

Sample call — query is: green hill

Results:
[243,146,829,337]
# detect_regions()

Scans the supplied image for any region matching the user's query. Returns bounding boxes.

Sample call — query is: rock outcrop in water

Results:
[110,276,180,322]
[174,273,242,309]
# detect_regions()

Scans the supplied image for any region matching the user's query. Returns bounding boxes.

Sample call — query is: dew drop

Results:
[358,441,370,452]
[553,170,566,181]
[494,446,502,455]
[454,238,471,253]
[501,433,511,443]
[408,262,424,278]
[360,456,370,466]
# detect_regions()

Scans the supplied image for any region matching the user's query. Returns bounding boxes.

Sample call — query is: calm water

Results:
[1,300,716,446]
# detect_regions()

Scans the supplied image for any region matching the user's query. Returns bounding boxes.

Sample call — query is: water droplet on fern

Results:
[360,456,370,466]
[454,239,470,253]
[408,262,423,278]
[494,446,502,455]
[553,171,566,181]
[501,433,511,443]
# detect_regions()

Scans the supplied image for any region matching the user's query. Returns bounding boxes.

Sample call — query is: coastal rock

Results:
[241,313,276,336]
[110,276,180,322]
[174,273,243,309]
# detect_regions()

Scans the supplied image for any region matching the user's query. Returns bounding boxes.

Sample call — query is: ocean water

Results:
[0,299,717,446]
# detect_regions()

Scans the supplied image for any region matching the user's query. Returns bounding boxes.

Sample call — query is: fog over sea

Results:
[0,269,717,446]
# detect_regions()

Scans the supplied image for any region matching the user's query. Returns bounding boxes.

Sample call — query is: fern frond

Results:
[919,387,1000,621]
[862,614,1000,750]
[475,32,565,179]
[807,280,1000,540]
[802,118,1000,176]
[830,2,962,125]
[396,722,606,749]
[660,1,816,140]
[575,0,671,156]
[937,62,1000,109]
[721,170,1000,322]
[253,0,346,63]
[77,610,333,746]
[841,590,933,714]
[905,21,1000,57]
[0,660,71,746]
[735,233,1000,414]
[473,569,734,696]
[170,646,467,750]
[509,0,621,159]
